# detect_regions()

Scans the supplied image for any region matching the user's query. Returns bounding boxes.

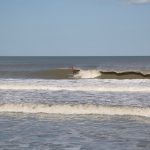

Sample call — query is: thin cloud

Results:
[128,0,150,4]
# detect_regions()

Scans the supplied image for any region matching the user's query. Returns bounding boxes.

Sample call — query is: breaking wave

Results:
[0,103,150,117]
[74,70,101,79]
[0,68,150,79]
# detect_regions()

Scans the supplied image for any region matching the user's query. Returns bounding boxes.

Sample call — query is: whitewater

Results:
[0,78,150,117]
[1,78,150,92]
[1,103,150,117]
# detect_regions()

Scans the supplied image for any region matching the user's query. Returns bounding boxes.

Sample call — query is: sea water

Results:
[0,56,150,150]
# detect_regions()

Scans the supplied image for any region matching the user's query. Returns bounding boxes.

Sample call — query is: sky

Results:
[0,0,150,56]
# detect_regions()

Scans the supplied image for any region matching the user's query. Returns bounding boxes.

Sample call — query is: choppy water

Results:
[0,114,150,150]
[0,56,150,149]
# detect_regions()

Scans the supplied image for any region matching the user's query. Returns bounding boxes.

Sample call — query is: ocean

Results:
[0,56,150,150]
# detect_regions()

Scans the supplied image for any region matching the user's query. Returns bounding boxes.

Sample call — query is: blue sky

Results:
[0,0,150,56]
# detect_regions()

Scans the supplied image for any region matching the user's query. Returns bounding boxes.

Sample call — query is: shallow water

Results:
[0,114,150,150]
[0,57,150,149]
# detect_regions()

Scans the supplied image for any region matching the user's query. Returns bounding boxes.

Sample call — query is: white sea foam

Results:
[74,70,101,79]
[0,85,150,92]
[0,103,150,117]
[0,79,150,92]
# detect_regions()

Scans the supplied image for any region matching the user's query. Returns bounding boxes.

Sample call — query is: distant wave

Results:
[0,68,150,79]
[0,103,150,117]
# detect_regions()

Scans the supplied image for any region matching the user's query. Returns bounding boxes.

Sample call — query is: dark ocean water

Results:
[0,56,150,149]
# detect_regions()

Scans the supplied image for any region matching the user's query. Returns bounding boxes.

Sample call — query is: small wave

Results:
[0,103,150,117]
[100,71,150,79]
[73,70,150,79]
